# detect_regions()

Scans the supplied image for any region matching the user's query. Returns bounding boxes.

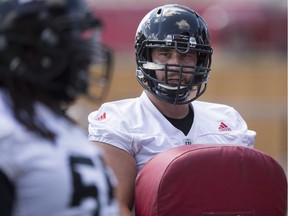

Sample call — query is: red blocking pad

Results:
[135,145,287,216]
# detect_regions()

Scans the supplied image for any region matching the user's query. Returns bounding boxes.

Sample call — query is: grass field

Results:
[68,50,287,172]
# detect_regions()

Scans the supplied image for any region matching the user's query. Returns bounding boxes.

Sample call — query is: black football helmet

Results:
[135,4,213,104]
[0,0,112,102]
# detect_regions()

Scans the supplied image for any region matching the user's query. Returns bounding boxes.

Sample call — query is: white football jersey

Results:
[0,91,119,216]
[88,91,256,172]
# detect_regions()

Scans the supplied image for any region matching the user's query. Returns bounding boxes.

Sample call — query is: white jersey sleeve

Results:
[88,98,137,156]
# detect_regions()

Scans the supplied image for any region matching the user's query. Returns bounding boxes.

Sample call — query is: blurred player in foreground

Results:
[0,0,118,215]
[88,4,256,215]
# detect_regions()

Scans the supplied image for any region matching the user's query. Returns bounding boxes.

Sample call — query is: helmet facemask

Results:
[85,39,113,103]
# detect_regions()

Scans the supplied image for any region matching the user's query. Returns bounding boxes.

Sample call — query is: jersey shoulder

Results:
[88,97,141,123]
[193,101,238,115]
[193,100,236,110]
[192,100,245,126]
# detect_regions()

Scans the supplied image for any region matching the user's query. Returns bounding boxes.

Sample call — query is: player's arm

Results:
[94,141,137,216]
[0,169,15,216]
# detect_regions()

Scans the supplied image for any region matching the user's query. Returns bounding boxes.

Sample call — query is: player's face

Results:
[151,48,197,86]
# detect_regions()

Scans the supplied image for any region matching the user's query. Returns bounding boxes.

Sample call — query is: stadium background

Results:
[68,0,287,172]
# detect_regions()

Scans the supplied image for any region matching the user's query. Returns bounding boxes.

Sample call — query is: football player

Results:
[88,4,256,215]
[0,0,118,215]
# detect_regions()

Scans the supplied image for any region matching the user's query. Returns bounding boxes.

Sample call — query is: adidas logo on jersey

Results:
[218,121,231,131]
[97,112,106,121]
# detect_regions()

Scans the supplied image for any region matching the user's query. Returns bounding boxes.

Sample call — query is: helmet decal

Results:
[176,20,190,31]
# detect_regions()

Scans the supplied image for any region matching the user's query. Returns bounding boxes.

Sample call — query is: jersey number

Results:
[69,156,100,215]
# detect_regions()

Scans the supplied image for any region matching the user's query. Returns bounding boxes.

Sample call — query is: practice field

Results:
[68,50,287,172]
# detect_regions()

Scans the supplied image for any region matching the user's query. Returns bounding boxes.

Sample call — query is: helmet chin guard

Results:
[135,4,213,104]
